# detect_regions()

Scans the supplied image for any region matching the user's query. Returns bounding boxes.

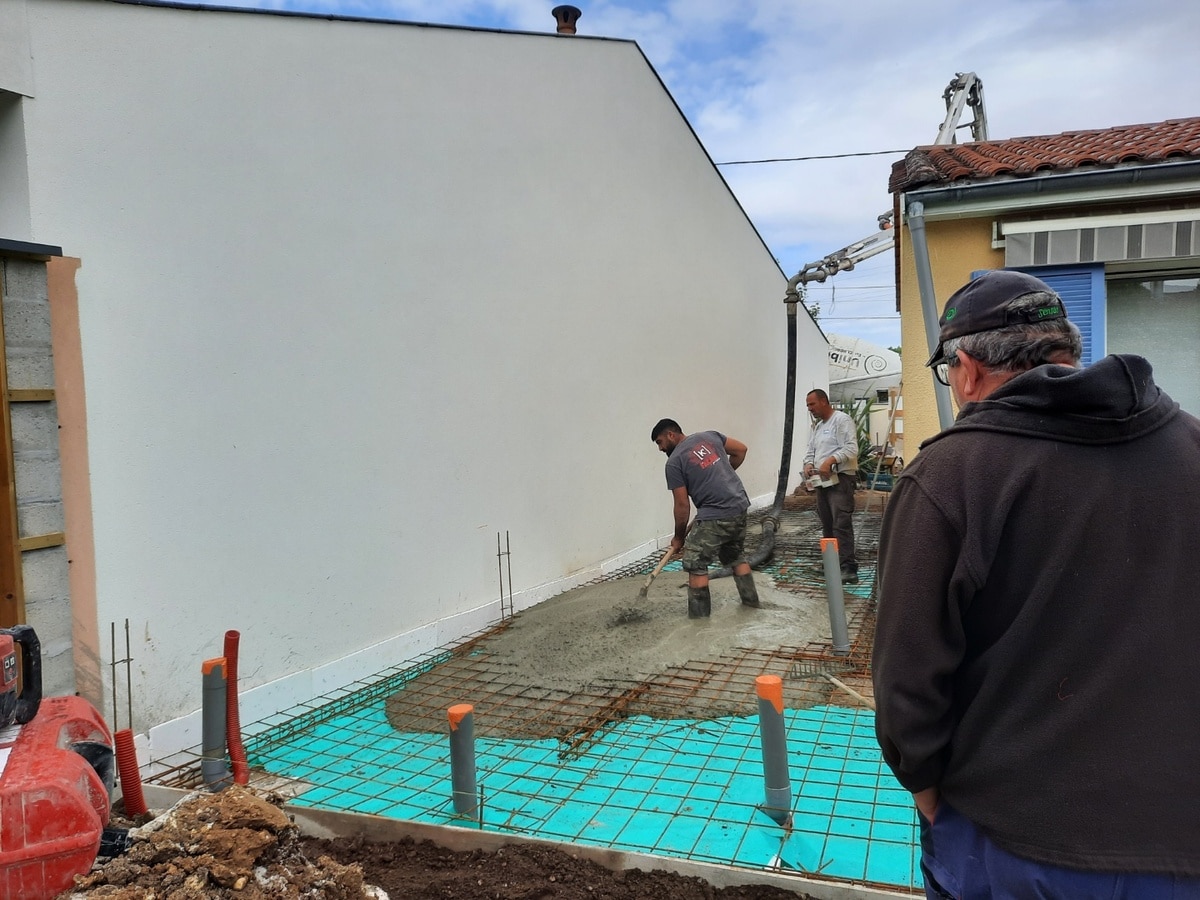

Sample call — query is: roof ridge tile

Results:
[890,115,1200,193]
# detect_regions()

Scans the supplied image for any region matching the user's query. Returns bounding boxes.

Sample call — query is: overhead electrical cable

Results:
[716,149,908,166]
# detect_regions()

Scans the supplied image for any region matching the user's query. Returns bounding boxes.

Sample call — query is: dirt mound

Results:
[67,786,819,898]
[62,785,378,898]
[302,833,819,900]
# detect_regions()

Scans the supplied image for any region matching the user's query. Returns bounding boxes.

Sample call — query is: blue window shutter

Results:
[972,265,1107,365]
[1021,265,1106,365]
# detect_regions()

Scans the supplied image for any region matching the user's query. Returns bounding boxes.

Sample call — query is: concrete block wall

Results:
[1,255,72,696]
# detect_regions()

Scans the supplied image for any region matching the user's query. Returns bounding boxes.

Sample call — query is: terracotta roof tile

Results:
[889,117,1200,193]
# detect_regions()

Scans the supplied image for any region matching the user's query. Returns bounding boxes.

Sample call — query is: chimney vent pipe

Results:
[551,5,582,35]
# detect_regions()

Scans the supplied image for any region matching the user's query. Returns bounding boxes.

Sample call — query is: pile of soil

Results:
[64,787,818,898]
[61,786,373,898]
[305,833,820,899]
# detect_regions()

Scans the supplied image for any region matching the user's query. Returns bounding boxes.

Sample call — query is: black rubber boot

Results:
[687,585,711,618]
[735,572,761,607]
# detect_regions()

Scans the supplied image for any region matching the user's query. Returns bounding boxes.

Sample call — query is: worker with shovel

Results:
[651,419,760,618]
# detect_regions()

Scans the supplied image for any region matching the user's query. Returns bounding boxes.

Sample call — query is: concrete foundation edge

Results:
[138,785,913,899]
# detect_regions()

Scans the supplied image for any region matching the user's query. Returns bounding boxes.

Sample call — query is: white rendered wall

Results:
[16,1,827,756]
[0,0,34,98]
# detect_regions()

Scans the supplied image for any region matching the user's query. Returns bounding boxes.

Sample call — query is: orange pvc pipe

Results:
[448,703,473,730]
[223,631,250,785]
[756,675,784,714]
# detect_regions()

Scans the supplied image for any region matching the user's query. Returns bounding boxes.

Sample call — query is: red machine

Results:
[0,626,114,899]
[0,625,40,729]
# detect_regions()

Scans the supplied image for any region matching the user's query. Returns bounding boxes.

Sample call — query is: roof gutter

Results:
[902,159,1200,222]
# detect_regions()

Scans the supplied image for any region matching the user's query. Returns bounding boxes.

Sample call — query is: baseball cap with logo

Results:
[925,270,1068,367]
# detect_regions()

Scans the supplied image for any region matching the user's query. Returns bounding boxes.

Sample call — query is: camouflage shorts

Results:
[681,514,748,573]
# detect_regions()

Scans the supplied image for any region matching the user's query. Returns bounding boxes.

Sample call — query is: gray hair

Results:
[944,291,1083,374]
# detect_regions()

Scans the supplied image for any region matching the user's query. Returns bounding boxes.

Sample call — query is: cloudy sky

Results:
[192,0,1198,348]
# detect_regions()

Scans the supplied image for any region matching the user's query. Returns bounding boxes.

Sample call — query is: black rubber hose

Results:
[99,827,132,858]
[11,624,42,725]
[711,298,798,578]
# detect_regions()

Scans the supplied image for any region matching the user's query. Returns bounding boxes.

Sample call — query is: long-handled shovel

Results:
[637,547,676,601]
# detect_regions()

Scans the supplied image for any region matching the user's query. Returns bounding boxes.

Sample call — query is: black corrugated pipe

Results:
[710,287,799,578]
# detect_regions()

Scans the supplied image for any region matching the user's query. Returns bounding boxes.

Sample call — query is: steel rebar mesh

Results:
[150,488,885,783]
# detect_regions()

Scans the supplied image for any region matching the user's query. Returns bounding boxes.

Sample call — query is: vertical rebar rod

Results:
[109,618,134,732]
[497,531,514,619]
[125,618,133,731]
[821,538,850,655]
[755,675,792,827]
[448,703,478,818]
[504,531,513,618]
[110,621,117,730]
[497,533,504,615]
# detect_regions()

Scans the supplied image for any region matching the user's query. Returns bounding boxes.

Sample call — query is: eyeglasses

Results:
[933,356,958,386]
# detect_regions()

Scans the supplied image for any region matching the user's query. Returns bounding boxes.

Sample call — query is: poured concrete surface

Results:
[384,562,857,741]
[487,571,833,693]
[381,493,876,740]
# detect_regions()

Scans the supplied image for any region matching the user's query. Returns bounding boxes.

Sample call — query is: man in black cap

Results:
[873,270,1200,895]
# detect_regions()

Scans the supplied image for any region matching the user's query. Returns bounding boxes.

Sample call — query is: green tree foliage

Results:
[835,398,876,471]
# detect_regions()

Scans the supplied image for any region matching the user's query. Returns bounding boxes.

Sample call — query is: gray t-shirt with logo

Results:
[665,431,750,521]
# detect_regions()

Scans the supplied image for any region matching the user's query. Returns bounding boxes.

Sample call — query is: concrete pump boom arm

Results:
[788,72,988,290]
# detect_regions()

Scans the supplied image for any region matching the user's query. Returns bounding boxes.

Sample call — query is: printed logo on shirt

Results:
[690,442,721,469]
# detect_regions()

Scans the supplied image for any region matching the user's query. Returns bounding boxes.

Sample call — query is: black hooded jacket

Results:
[873,354,1200,874]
